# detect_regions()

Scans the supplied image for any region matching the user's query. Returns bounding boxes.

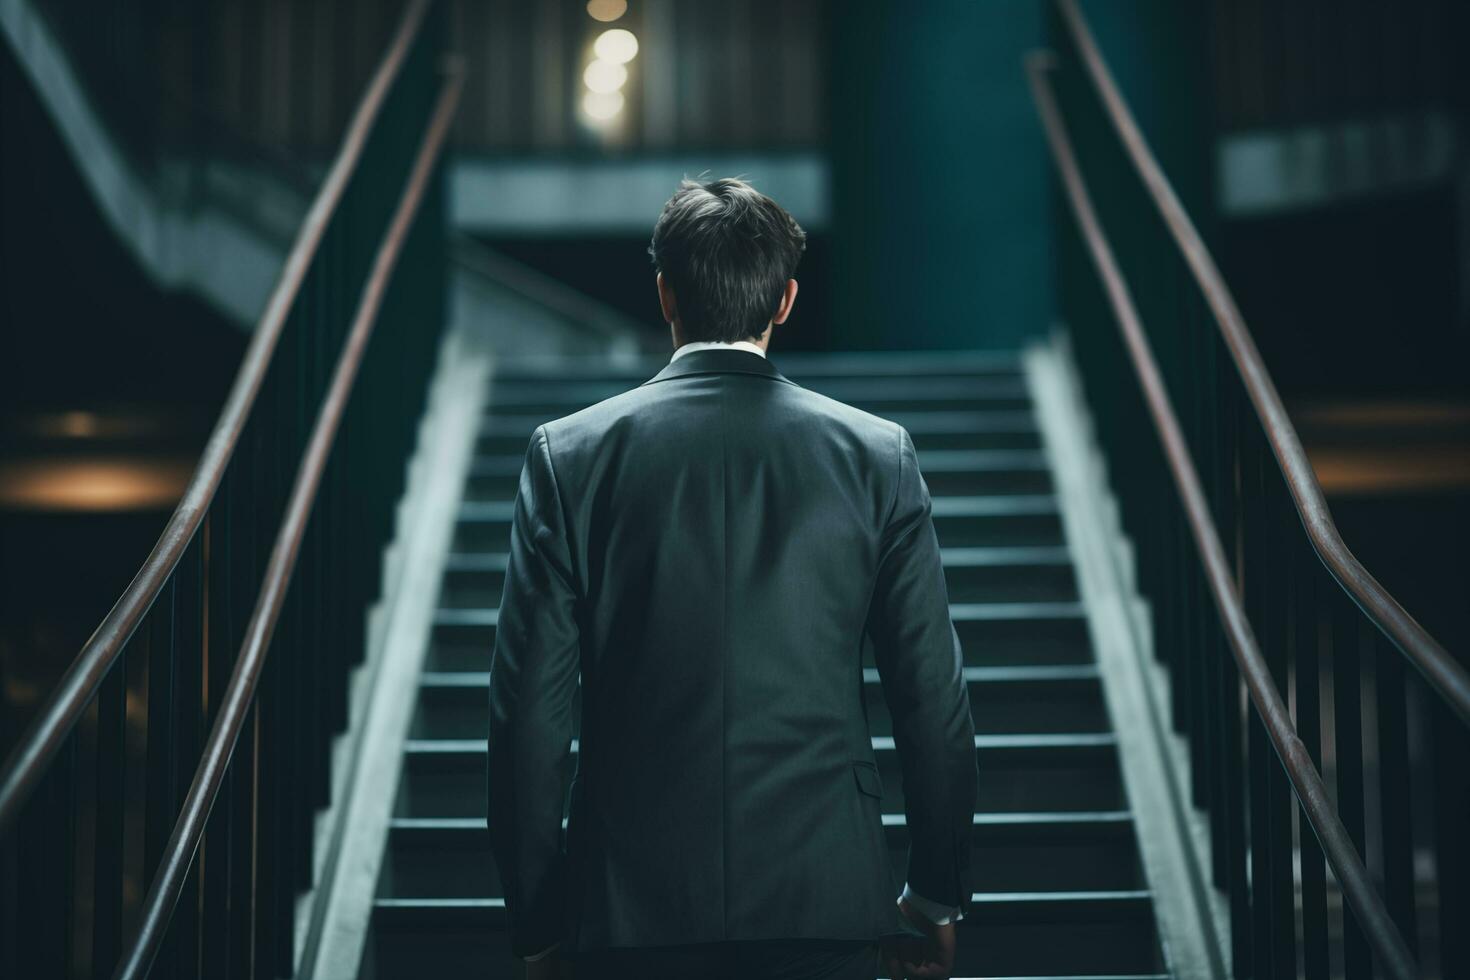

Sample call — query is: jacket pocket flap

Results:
[853,761,884,798]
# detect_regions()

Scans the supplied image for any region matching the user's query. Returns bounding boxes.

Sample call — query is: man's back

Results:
[486,177,976,977]
[487,347,979,956]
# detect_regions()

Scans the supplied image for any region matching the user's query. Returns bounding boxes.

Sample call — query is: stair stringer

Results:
[1026,328,1231,980]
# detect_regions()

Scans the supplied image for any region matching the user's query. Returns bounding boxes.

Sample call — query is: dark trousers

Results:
[568,938,880,979]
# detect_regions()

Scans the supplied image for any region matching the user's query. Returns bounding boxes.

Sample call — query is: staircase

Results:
[363,350,1170,979]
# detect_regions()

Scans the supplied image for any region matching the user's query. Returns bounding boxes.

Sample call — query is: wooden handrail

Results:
[1051,0,1468,726]
[1026,48,1418,980]
[0,0,432,836]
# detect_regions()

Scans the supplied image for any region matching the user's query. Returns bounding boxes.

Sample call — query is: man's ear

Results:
[772,278,799,325]
[656,272,678,325]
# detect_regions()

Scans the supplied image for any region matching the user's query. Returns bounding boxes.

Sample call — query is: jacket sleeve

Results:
[867,425,978,915]
[486,424,581,957]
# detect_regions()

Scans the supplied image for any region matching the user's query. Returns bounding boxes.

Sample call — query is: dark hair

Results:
[648,177,807,342]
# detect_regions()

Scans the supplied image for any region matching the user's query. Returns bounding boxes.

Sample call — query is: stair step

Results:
[377,810,1143,900]
[453,494,1063,550]
[489,350,1024,383]
[425,599,1092,673]
[476,409,1041,456]
[439,545,1077,609]
[393,733,1123,819]
[409,664,1106,741]
[368,890,1160,978]
[465,448,1055,501]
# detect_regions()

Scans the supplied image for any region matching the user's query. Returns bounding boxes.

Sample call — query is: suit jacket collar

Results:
[640,347,796,387]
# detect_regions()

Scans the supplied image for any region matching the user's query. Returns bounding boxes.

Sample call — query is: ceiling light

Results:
[593,28,639,64]
[586,0,627,22]
[582,89,625,123]
[583,58,628,94]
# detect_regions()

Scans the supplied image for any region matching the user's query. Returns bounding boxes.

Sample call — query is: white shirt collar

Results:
[669,340,767,362]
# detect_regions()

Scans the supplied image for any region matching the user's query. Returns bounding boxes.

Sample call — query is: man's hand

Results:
[517,947,572,980]
[880,896,957,979]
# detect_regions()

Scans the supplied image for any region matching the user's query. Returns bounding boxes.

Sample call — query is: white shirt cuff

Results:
[524,941,560,962]
[900,882,962,925]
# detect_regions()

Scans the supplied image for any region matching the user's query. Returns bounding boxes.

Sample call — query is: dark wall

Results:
[829,0,1052,351]
[1,44,245,414]
[1075,0,1215,227]
[483,232,835,353]
[1220,184,1466,397]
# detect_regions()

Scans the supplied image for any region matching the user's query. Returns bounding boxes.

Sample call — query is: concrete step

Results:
[464,447,1055,501]
[481,374,1034,417]
[487,350,1024,384]
[424,599,1094,674]
[453,493,1063,551]
[392,733,1124,820]
[367,890,1162,978]
[377,810,1144,901]
[438,544,1077,608]
[475,409,1042,456]
[409,664,1107,741]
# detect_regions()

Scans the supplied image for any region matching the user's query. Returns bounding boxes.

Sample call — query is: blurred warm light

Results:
[1308,447,1470,496]
[54,411,101,437]
[1294,400,1470,428]
[20,411,166,439]
[0,457,194,511]
[581,89,625,123]
[593,28,639,64]
[586,0,627,23]
[583,58,628,94]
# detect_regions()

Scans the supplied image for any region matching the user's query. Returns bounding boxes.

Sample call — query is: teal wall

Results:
[1073,0,1214,234]
[829,0,1051,351]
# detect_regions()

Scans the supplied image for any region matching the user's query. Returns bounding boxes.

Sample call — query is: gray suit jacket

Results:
[487,347,978,956]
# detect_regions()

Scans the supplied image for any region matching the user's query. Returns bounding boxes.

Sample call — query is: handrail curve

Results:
[1025,49,1419,980]
[1052,0,1468,726]
[0,0,432,836]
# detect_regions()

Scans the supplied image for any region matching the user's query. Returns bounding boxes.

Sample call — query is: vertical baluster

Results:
[170,528,208,977]
[1333,595,1371,980]
[255,636,280,978]
[1165,512,1186,733]
[1221,626,1251,980]
[18,737,75,977]
[1264,484,1296,980]
[254,386,281,979]
[1374,631,1417,956]
[1294,537,1329,980]
[1222,385,1251,979]
[227,435,258,977]
[1187,520,1209,807]
[1248,711,1273,978]
[144,576,180,979]
[0,770,11,974]
[226,699,258,980]
[1246,564,1273,972]
[92,638,131,978]
[1204,339,1230,886]
[1429,698,1470,978]
[202,476,234,977]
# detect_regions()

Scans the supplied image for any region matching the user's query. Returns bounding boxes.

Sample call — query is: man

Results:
[487,177,978,980]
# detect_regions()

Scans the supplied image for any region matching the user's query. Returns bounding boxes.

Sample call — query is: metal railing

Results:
[0,1,458,976]
[1031,1,1470,978]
